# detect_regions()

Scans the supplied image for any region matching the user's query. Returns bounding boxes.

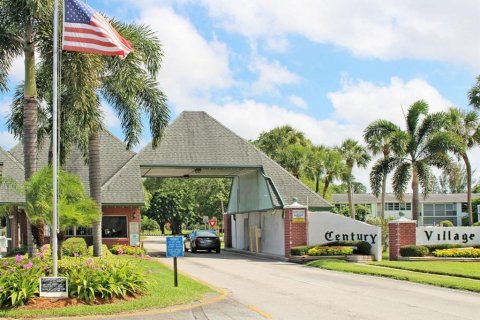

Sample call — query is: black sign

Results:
[40,277,67,293]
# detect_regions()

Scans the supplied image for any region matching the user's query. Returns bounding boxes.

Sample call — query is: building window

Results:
[102,216,128,238]
[422,203,457,226]
[385,202,411,211]
[64,226,93,237]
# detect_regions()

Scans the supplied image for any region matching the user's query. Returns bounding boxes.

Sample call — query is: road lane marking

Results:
[247,305,273,319]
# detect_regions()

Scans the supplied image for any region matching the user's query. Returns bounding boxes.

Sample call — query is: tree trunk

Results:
[315,176,320,193]
[89,131,102,257]
[23,17,38,257]
[57,230,66,260]
[348,181,355,219]
[463,154,473,226]
[322,178,330,198]
[159,223,165,235]
[411,167,419,222]
[380,168,387,221]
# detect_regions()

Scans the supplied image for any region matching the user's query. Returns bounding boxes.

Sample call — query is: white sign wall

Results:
[308,211,382,261]
[416,227,480,246]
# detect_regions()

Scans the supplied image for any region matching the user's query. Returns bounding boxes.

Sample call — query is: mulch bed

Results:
[19,295,137,310]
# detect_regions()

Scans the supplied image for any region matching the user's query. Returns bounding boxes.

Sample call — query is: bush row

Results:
[432,248,480,258]
[109,245,146,255]
[307,246,353,256]
[291,241,372,256]
[400,244,480,258]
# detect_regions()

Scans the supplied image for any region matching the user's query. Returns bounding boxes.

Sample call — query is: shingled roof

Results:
[0,146,25,204]
[8,131,144,205]
[138,111,332,209]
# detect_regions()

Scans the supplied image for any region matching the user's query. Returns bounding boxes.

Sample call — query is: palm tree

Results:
[444,107,480,225]
[7,17,169,256]
[253,125,310,163]
[322,148,344,199]
[364,120,401,221]
[277,144,309,179]
[370,100,455,222]
[0,0,54,256]
[25,166,100,258]
[64,21,168,257]
[338,139,371,219]
[305,145,327,193]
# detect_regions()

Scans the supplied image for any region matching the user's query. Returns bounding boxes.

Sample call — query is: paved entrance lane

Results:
[145,236,479,320]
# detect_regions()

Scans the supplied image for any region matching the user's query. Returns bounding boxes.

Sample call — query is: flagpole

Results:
[52,0,59,277]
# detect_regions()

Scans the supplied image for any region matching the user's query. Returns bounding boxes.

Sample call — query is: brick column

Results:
[284,199,308,257]
[389,218,416,260]
[223,214,232,248]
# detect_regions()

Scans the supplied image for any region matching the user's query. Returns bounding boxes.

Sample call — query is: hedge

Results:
[307,246,354,256]
[62,237,88,257]
[291,241,372,256]
[432,248,480,258]
[326,241,372,255]
[400,245,429,257]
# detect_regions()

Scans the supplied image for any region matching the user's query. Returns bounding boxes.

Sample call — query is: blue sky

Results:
[1,0,479,187]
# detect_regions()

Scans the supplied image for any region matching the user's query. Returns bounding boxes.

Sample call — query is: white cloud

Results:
[136,5,233,110]
[288,95,308,109]
[8,56,24,84]
[101,104,120,129]
[0,99,10,117]
[250,57,300,95]
[199,0,480,70]
[0,131,16,150]
[328,77,453,128]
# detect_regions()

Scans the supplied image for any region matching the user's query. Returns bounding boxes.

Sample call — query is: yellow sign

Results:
[292,209,305,223]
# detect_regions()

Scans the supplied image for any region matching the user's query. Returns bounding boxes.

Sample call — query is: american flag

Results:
[63,0,133,59]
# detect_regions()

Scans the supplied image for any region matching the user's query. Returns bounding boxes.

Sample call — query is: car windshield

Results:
[195,230,217,237]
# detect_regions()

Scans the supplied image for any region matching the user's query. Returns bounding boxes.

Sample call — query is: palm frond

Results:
[406,100,428,135]
[415,161,432,198]
[392,162,411,202]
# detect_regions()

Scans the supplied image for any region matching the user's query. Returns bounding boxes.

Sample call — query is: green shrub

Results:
[62,237,88,257]
[110,245,145,255]
[326,241,372,255]
[473,222,480,226]
[291,245,312,256]
[6,246,27,257]
[87,245,113,257]
[141,216,160,231]
[439,220,454,227]
[0,255,49,307]
[60,257,148,303]
[424,244,465,253]
[307,246,353,256]
[400,245,429,257]
[432,248,480,258]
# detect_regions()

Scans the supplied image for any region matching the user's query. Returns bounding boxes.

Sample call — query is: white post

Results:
[52,0,59,277]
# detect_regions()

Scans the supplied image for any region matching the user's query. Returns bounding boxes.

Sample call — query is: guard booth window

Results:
[102,216,128,238]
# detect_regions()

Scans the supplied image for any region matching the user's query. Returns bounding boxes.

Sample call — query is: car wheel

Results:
[184,246,189,252]
[208,249,212,253]
[215,248,221,254]
[192,246,197,253]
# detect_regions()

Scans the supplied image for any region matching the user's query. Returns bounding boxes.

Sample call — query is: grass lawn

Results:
[0,255,212,318]
[372,260,480,280]
[307,259,480,293]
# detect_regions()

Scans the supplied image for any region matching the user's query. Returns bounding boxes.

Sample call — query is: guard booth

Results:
[137,111,332,258]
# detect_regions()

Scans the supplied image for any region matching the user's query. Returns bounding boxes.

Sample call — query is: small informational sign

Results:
[39,277,68,298]
[166,236,184,257]
[129,222,140,246]
[292,209,306,223]
[202,216,209,223]
[208,220,217,228]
